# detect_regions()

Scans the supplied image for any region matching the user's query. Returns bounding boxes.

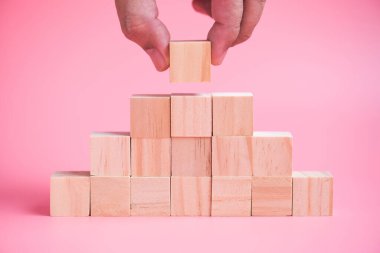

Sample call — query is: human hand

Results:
[115,0,265,71]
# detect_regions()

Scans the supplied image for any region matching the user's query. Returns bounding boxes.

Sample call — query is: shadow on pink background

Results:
[0,0,379,252]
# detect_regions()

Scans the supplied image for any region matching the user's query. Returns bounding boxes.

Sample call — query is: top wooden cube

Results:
[130,95,171,138]
[212,93,253,136]
[170,41,211,83]
[171,93,212,137]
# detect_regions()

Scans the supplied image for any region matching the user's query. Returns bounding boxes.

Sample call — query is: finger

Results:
[192,0,212,16]
[207,0,244,65]
[115,0,170,71]
[233,0,265,46]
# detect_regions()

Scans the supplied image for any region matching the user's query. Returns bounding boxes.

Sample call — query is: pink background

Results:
[1,0,380,252]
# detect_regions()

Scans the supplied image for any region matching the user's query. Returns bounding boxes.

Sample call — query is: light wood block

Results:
[90,132,130,176]
[90,176,130,217]
[253,132,292,177]
[131,138,171,176]
[171,93,212,137]
[171,177,211,216]
[169,41,211,83]
[50,171,90,217]
[171,137,211,176]
[212,93,253,136]
[130,177,170,216]
[130,95,171,138]
[212,136,253,176]
[211,176,252,217]
[252,177,292,216]
[292,171,333,216]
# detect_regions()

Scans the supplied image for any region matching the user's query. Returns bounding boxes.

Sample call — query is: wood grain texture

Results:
[50,171,90,217]
[130,177,170,216]
[130,95,171,138]
[171,137,211,176]
[90,176,130,217]
[252,177,292,216]
[253,132,292,177]
[171,177,211,216]
[292,171,333,216]
[211,176,252,217]
[212,136,253,176]
[212,93,253,136]
[90,132,130,176]
[171,93,212,137]
[169,41,211,83]
[131,138,171,176]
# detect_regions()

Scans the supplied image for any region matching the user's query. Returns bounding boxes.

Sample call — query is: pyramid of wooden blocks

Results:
[170,41,211,83]
[50,92,334,217]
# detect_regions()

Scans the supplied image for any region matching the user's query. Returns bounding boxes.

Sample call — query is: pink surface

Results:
[1,0,380,252]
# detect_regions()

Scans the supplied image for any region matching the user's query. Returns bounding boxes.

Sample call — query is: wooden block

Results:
[50,171,90,217]
[253,132,292,177]
[171,177,211,216]
[169,41,211,83]
[90,176,130,217]
[171,93,212,137]
[212,136,253,176]
[212,93,253,136]
[292,171,333,216]
[130,95,171,138]
[252,177,292,216]
[131,138,171,176]
[90,132,130,176]
[171,137,211,176]
[211,176,252,217]
[130,177,170,216]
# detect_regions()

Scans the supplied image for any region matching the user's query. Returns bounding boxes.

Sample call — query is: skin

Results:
[115,0,266,71]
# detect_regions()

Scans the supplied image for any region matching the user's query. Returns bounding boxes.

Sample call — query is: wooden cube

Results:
[212,136,253,176]
[253,132,292,177]
[130,177,170,216]
[90,176,130,216]
[211,176,252,217]
[50,171,90,217]
[131,138,171,176]
[130,95,171,138]
[171,137,211,176]
[252,177,292,216]
[171,177,211,216]
[90,132,130,176]
[293,171,333,216]
[171,94,212,137]
[212,93,253,136]
[169,41,211,83]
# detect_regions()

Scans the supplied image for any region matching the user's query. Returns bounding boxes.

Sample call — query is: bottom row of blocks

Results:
[50,172,333,217]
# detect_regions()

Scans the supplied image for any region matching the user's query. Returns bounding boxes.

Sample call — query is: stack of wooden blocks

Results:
[50,92,333,217]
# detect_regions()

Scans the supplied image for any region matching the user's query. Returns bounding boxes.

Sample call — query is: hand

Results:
[115,0,266,71]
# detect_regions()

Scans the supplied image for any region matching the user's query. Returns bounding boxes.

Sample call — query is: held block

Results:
[212,93,253,136]
[130,95,171,138]
[171,137,212,176]
[50,171,90,217]
[252,177,292,216]
[90,176,131,217]
[292,171,333,216]
[131,138,171,176]
[211,176,252,217]
[212,136,253,176]
[171,177,211,216]
[171,93,212,137]
[169,40,211,83]
[90,132,130,176]
[253,132,293,177]
[130,177,171,216]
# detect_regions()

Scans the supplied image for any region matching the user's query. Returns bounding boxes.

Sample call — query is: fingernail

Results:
[213,50,227,65]
[146,48,169,71]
